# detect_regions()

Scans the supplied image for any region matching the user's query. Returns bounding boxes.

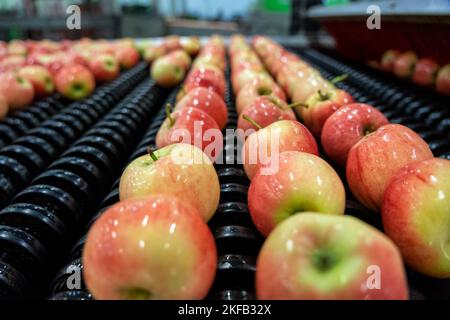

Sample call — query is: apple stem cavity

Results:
[165,104,175,127]
[331,74,348,85]
[317,90,330,101]
[147,147,158,162]
[243,114,262,129]
[288,102,308,109]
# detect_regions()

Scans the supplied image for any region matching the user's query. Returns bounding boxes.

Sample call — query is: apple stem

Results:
[242,114,262,129]
[165,104,175,126]
[147,147,158,162]
[317,90,330,101]
[331,74,348,84]
[288,101,308,109]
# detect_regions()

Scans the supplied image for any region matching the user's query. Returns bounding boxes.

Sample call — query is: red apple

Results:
[236,81,286,115]
[0,55,26,72]
[184,67,226,98]
[238,96,296,132]
[321,103,389,167]
[7,40,27,56]
[242,120,318,180]
[119,143,220,222]
[232,69,273,95]
[143,44,166,63]
[115,46,140,69]
[346,124,433,212]
[83,194,217,300]
[256,213,409,299]
[150,56,185,88]
[382,158,450,278]
[193,54,225,72]
[156,107,223,162]
[436,64,450,96]
[18,65,55,97]
[55,64,95,100]
[169,49,192,70]
[174,87,228,130]
[298,88,354,138]
[393,51,418,78]
[164,35,182,52]
[0,93,8,119]
[0,72,34,110]
[89,54,120,82]
[291,74,331,104]
[380,49,401,72]
[412,58,439,86]
[248,151,346,237]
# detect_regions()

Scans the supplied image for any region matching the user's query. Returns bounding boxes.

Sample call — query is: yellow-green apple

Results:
[256,213,409,299]
[182,36,201,56]
[321,103,389,167]
[412,58,439,87]
[242,120,318,180]
[382,158,450,278]
[0,93,8,119]
[346,124,433,212]
[298,88,354,138]
[237,96,296,132]
[83,194,217,299]
[380,49,401,72]
[156,107,223,162]
[248,151,345,236]
[184,67,225,98]
[151,56,185,88]
[236,81,286,115]
[436,64,450,96]
[115,45,140,69]
[0,72,34,110]
[393,51,418,78]
[18,65,55,97]
[88,53,120,82]
[174,87,228,130]
[55,64,95,100]
[119,143,220,222]
[143,44,166,63]
[291,74,331,104]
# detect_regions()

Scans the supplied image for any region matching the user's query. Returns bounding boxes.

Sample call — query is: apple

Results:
[193,54,225,72]
[119,143,220,222]
[298,88,354,138]
[7,40,27,56]
[232,69,273,95]
[380,49,401,72]
[412,58,439,86]
[174,87,228,130]
[291,74,331,104]
[346,124,433,212]
[18,65,55,97]
[156,106,223,162]
[150,56,185,88]
[169,49,192,70]
[115,46,140,69]
[143,44,166,63]
[83,194,217,300]
[182,36,201,56]
[242,120,318,180]
[0,72,34,110]
[436,64,450,96]
[256,213,409,299]
[248,151,346,237]
[393,51,418,78]
[0,93,8,119]
[184,67,226,98]
[164,35,182,52]
[382,158,450,278]
[0,55,26,72]
[236,81,286,115]
[237,96,296,132]
[321,103,389,167]
[89,54,120,82]
[55,64,95,100]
